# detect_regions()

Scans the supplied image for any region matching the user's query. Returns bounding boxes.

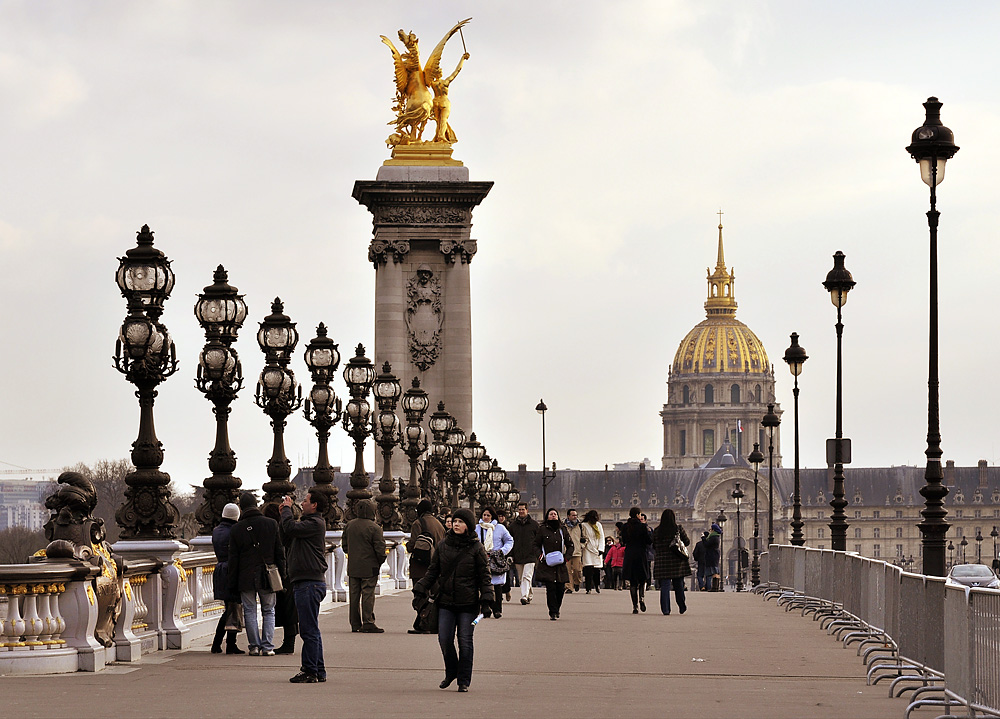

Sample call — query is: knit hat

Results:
[417,499,433,515]
[711,523,722,533]
[221,503,240,521]
[239,491,259,510]
[452,508,476,531]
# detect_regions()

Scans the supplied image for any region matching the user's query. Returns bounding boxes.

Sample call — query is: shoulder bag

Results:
[543,528,566,567]
[249,526,284,593]
[670,529,690,559]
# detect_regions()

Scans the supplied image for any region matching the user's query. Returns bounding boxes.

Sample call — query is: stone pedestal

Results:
[111,539,189,650]
[353,165,492,439]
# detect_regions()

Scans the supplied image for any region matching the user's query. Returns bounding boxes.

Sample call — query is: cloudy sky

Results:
[2,1,999,494]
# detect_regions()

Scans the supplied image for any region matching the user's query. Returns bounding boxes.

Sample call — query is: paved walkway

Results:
[4,588,905,719]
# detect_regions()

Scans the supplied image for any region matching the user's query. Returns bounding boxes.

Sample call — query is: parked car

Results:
[946,563,1000,589]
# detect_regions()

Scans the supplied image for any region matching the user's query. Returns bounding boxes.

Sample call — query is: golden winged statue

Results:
[381,18,471,148]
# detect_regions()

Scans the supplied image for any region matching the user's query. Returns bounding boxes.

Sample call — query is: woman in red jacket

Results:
[605,537,625,590]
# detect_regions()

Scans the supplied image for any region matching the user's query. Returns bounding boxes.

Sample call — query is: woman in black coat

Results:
[652,508,691,615]
[211,504,245,654]
[533,508,574,621]
[621,506,652,613]
[412,507,492,693]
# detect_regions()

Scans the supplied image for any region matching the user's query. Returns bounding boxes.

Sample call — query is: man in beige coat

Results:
[564,508,585,593]
[342,499,386,633]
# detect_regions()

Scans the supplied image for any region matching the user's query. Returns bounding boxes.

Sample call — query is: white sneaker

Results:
[263,649,276,656]
[249,647,260,656]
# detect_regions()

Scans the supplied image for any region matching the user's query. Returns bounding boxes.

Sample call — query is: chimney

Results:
[639,462,647,491]
[518,463,527,490]
[944,460,955,486]
[979,459,988,488]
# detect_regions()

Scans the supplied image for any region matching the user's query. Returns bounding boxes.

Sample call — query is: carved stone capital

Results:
[368,239,410,267]
[440,239,478,264]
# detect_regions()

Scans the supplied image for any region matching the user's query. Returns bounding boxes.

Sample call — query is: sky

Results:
[3,1,1000,495]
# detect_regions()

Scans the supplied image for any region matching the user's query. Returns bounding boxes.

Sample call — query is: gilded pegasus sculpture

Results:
[381,18,471,147]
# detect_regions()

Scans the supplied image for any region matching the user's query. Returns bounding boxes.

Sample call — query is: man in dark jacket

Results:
[228,491,285,656]
[279,489,328,684]
[405,499,446,634]
[342,498,386,633]
[704,524,722,592]
[508,502,540,605]
[692,531,708,590]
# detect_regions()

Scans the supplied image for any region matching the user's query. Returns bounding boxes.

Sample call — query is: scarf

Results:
[477,520,494,551]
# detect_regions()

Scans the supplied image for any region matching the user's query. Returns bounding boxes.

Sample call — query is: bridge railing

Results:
[766,545,1000,718]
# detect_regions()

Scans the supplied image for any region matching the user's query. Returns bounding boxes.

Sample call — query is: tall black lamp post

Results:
[823,251,855,551]
[372,362,403,530]
[462,433,486,511]
[341,344,377,521]
[947,539,955,570]
[536,399,555,512]
[399,377,430,528]
[748,442,764,585]
[907,97,959,577]
[783,333,808,546]
[427,401,456,512]
[975,529,984,564]
[716,508,727,590]
[303,323,343,529]
[113,225,181,539]
[445,422,467,509]
[960,535,968,564]
[254,299,302,505]
[991,527,999,573]
[193,266,248,535]
[732,482,745,591]
[761,403,781,547]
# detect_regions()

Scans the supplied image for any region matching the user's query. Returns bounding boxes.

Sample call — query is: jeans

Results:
[293,580,326,679]
[437,606,476,687]
[697,563,707,590]
[514,563,535,600]
[658,577,686,614]
[705,565,720,591]
[241,589,276,651]
[544,581,564,617]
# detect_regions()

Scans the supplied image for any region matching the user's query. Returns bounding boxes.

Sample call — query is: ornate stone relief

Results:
[440,238,478,264]
[406,266,443,370]
[374,205,469,225]
[368,239,410,267]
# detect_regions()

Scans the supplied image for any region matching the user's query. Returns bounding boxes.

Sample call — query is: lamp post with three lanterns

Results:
[341,345,377,521]
[371,362,403,530]
[302,323,343,529]
[399,377,430,528]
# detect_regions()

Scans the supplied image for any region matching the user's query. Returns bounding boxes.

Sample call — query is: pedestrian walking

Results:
[579,510,605,594]
[533,507,574,620]
[704,523,723,592]
[342,498,387,633]
[279,490,329,683]
[621,506,651,613]
[496,508,515,602]
[606,537,625,589]
[210,502,245,654]
[641,513,655,590]
[509,502,539,605]
[412,507,492,693]
[227,491,285,656]
[564,509,584,593]
[652,509,691,615]
[405,499,446,634]
[474,507,513,619]
[692,531,708,590]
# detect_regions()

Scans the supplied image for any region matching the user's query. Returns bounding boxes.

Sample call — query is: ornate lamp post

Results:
[975,529,984,564]
[947,540,955,570]
[113,225,180,540]
[748,442,764,585]
[462,433,486,510]
[489,460,510,515]
[372,362,403,530]
[960,535,968,564]
[427,401,456,511]
[907,97,959,577]
[732,482,745,591]
[193,266,248,535]
[254,299,303,505]
[303,323,343,529]
[783,333,808,546]
[536,399,555,512]
[823,251,855,551]
[445,422,467,509]
[761,403,781,548]
[399,377,430,527]
[991,527,999,573]
[716,508,727,590]
[341,344,377,521]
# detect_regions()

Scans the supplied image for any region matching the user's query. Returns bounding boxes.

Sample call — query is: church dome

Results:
[671,222,770,376]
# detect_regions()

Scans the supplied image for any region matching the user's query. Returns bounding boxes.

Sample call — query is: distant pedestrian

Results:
[606,537,625,589]
[641,512,654,590]
[533,507,574,620]
[621,507,651,613]
[509,502,540,605]
[406,499,446,634]
[211,502,244,655]
[228,491,285,656]
[496,508,515,602]
[652,509,691,615]
[279,489,329,683]
[579,510,605,594]
[412,507,492,693]
[564,509,584,593]
[692,531,708,590]
[263,501,297,655]
[474,507,513,619]
[704,523,722,592]
[342,498,387,633]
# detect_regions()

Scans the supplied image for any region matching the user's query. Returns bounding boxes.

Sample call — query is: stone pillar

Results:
[353,165,492,440]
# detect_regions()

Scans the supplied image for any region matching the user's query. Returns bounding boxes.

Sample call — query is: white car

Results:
[947,563,1000,589]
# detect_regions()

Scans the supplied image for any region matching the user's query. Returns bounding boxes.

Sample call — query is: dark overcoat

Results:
[652,525,692,580]
[620,518,652,586]
[532,522,574,584]
[212,518,237,602]
[227,509,286,595]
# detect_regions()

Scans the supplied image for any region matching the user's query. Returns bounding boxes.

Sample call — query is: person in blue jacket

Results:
[474,507,514,619]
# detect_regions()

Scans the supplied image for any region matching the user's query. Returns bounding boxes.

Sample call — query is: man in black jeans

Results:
[279,490,329,684]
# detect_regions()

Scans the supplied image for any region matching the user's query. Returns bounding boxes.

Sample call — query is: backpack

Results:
[410,518,435,566]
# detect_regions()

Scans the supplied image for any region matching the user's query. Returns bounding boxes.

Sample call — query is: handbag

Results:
[670,530,690,559]
[543,528,566,567]
[223,602,244,632]
[487,548,511,575]
[265,563,284,593]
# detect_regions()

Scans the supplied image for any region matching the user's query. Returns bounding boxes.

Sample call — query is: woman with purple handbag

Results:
[532,508,575,620]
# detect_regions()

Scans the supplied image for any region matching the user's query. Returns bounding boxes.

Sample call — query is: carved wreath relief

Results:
[406,265,443,370]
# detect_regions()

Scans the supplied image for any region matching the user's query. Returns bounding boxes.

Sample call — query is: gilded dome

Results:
[671,222,770,376]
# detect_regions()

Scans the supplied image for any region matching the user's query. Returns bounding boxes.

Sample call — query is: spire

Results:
[704,215,737,318]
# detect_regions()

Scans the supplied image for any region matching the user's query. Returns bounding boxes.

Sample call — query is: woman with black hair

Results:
[579,509,605,594]
[621,506,652,613]
[652,508,691,615]
[533,507,574,620]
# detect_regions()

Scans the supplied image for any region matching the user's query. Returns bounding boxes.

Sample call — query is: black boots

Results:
[274,633,296,655]
[225,630,245,654]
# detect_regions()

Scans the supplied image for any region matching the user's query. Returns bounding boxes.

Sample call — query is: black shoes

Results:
[632,606,639,614]
[520,597,528,605]
[274,640,295,655]
[457,685,469,692]
[290,671,320,684]
[211,645,222,654]
[360,624,384,633]
[680,605,687,614]
[440,677,455,689]
[639,600,646,612]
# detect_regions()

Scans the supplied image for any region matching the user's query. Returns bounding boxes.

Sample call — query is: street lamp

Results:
[732,482,745,591]
[536,399,555,512]
[341,344,377,520]
[462,433,486,510]
[254,299,303,505]
[399,377,430,528]
[748,443,764,585]
[823,251,855,551]
[948,540,955,570]
[427,401,456,512]
[761,403,781,548]
[113,225,181,539]
[992,527,999,573]
[716,508,727,591]
[907,97,959,577]
[445,420,467,509]
[193,266,248,535]
[960,535,968,564]
[303,323,343,529]
[372,361,403,530]
[783,333,808,546]
[975,529,984,564]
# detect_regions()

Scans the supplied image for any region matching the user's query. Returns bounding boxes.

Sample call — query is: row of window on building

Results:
[680,383,763,406]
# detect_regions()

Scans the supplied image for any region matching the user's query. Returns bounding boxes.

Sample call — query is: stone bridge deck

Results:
[4,589,904,719]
